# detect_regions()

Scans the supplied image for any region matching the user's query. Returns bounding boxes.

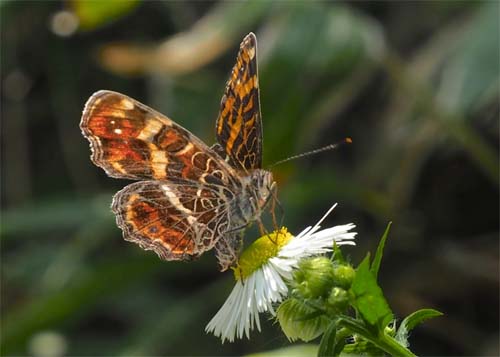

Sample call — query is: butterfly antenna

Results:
[269,137,352,168]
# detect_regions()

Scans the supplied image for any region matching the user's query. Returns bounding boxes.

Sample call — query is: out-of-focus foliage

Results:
[72,0,140,30]
[1,1,498,356]
[436,2,499,113]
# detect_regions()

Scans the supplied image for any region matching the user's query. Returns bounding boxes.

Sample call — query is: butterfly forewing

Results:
[215,32,263,171]
[81,91,237,184]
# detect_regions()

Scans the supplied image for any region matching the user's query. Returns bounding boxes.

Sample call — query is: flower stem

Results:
[338,316,416,357]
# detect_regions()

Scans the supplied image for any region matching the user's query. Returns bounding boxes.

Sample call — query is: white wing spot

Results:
[121,98,135,110]
[247,47,255,60]
[151,151,167,178]
[111,162,126,173]
[137,119,163,141]
[176,142,194,156]
[161,184,197,225]
[114,128,122,134]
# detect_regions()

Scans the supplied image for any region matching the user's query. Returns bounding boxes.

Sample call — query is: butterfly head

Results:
[250,169,276,213]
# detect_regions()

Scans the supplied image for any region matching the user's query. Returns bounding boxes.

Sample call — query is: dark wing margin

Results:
[215,32,263,171]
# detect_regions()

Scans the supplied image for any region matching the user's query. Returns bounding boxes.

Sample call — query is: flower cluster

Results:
[205,204,356,343]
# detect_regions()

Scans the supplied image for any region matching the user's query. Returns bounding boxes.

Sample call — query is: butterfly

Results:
[80,33,276,271]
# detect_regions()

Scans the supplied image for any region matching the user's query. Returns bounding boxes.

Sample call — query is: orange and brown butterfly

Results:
[80,33,276,271]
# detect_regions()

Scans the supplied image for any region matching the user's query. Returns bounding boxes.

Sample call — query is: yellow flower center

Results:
[233,228,293,281]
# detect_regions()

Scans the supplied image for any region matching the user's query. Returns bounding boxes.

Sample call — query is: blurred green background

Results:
[1,1,498,356]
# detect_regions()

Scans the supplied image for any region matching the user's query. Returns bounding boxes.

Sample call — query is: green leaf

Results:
[396,309,443,346]
[332,242,346,264]
[317,321,337,357]
[371,222,392,279]
[350,255,393,330]
[437,2,499,113]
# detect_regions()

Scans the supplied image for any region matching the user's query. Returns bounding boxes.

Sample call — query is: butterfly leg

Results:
[256,217,282,246]
[270,198,278,230]
[214,233,243,272]
[270,189,284,230]
[257,219,268,236]
[276,197,285,228]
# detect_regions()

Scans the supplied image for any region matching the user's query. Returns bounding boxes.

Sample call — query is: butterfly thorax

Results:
[230,169,275,229]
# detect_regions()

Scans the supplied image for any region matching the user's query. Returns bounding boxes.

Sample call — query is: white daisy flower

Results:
[205,203,356,343]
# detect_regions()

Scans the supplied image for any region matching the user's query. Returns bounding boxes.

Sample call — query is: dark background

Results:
[1,1,498,356]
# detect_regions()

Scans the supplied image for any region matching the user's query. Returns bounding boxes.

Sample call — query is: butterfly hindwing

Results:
[111,180,232,261]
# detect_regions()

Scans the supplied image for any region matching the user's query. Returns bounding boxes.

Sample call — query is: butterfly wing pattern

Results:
[80,33,275,271]
[215,32,262,171]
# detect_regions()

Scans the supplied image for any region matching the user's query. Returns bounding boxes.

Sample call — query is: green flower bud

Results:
[332,264,355,289]
[326,287,349,313]
[293,257,335,298]
[384,321,396,336]
[277,298,330,342]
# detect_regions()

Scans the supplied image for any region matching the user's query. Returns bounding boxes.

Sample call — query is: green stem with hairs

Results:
[338,316,416,357]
